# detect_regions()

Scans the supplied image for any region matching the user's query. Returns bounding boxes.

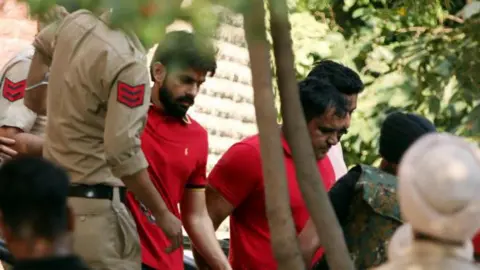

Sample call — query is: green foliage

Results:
[291,0,479,166]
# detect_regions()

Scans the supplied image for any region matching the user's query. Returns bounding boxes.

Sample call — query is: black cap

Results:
[379,112,437,163]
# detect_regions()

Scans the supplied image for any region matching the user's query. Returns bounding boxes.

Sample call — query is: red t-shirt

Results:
[473,232,480,255]
[208,135,336,270]
[125,107,208,270]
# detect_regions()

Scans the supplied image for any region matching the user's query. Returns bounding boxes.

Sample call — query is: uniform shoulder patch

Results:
[2,78,26,102]
[116,81,145,108]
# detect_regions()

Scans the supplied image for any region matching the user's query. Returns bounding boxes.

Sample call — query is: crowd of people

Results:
[0,4,479,270]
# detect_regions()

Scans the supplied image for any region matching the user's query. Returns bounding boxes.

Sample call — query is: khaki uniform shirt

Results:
[374,240,480,270]
[0,46,46,137]
[33,10,150,186]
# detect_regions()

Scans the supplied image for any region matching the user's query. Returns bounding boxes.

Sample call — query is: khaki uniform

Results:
[373,240,479,270]
[33,10,150,270]
[0,46,46,137]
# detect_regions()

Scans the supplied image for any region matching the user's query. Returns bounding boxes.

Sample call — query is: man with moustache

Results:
[300,112,437,269]
[125,31,231,270]
[195,77,350,269]
[306,60,364,179]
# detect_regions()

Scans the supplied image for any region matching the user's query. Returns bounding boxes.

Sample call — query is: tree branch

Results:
[267,0,355,269]
[243,0,305,269]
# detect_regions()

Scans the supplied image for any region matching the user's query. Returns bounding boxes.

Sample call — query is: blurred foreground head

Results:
[379,112,436,175]
[0,157,73,259]
[398,133,480,243]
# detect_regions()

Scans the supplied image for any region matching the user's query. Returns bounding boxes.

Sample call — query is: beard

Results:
[158,86,195,118]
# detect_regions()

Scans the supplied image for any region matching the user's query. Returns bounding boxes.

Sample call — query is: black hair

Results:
[150,31,217,81]
[0,157,70,240]
[299,77,349,122]
[307,60,364,95]
[379,111,437,164]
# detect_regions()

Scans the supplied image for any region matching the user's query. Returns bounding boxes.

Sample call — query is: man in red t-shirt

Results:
[193,77,353,270]
[125,31,230,270]
[307,60,365,180]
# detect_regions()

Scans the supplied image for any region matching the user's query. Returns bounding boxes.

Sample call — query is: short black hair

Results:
[0,157,70,240]
[299,77,349,122]
[380,112,437,164]
[307,60,364,95]
[150,31,217,81]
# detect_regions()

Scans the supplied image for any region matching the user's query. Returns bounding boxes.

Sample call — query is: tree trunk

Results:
[268,0,355,269]
[242,1,305,269]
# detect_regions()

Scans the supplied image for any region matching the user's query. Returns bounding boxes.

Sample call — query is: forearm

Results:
[25,52,49,115]
[0,127,22,138]
[121,169,169,217]
[298,219,321,266]
[184,212,229,269]
[299,234,320,266]
[13,132,44,157]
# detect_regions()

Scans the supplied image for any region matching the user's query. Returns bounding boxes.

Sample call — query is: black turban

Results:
[379,112,436,164]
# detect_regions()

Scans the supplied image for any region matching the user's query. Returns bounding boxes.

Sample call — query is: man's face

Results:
[159,68,206,118]
[307,108,349,160]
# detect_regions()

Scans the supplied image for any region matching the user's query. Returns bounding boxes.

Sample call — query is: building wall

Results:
[0,0,37,68]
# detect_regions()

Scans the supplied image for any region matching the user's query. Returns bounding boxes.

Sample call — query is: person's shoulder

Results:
[225,135,262,162]
[239,134,261,148]
[66,10,146,65]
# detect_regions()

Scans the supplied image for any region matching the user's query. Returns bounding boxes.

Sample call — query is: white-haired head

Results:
[398,133,480,242]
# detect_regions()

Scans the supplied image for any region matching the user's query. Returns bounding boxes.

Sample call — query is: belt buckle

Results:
[85,188,96,199]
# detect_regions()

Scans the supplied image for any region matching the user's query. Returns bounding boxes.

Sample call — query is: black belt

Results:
[69,184,126,204]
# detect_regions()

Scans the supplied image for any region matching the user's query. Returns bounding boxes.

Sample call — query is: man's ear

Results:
[152,62,167,86]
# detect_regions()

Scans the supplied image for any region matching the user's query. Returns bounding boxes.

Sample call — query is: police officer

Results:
[22,8,182,270]
[0,22,52,162]
[375,133,480,270]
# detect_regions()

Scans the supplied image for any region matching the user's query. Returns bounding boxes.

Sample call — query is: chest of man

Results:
[238,155,336,232]
[140,114,204,205]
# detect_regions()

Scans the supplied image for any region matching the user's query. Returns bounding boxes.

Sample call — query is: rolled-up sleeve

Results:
[104,61,151,179]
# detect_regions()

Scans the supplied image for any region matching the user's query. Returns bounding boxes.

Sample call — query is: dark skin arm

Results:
[0,128,44,158]
[192,185,234,270]
[25,51,49,116]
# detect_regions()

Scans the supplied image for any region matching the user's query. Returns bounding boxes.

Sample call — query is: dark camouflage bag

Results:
[313,164,403,270]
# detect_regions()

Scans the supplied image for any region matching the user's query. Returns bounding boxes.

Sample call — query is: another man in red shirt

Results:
[125,31,231,270]
[195,77,352,269]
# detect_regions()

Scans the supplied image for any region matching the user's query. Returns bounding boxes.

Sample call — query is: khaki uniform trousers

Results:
[69,187,141,270]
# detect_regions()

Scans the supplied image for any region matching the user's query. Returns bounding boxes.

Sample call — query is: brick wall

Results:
[0,0,37,68]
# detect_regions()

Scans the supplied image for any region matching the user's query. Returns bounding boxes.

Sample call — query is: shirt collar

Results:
[149,104,190,125]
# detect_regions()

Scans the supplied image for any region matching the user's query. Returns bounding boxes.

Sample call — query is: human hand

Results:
[155,210,183,253]
[192,247,211,270]
[0,137,18,162]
